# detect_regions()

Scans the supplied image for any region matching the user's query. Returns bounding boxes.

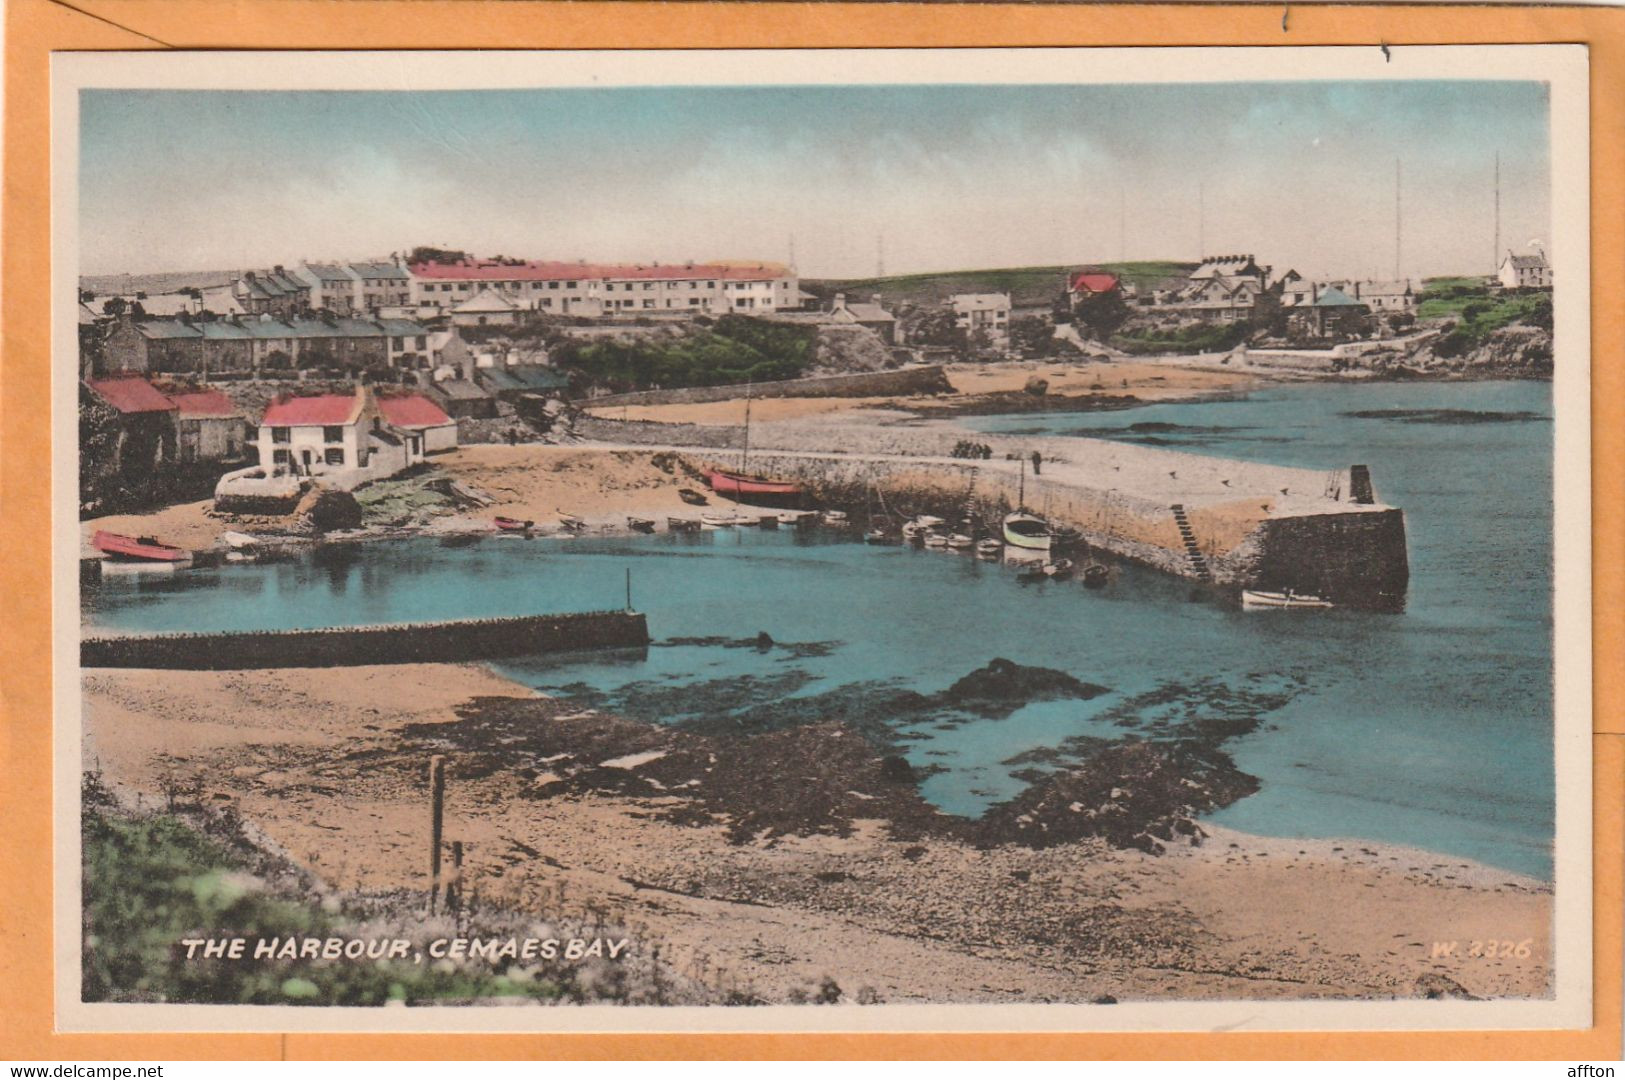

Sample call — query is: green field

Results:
[806,261,1193,309]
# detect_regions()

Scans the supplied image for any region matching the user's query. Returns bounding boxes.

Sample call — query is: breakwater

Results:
[82,610,649,669]
[693,446,1409,609]
[581,365,952,409]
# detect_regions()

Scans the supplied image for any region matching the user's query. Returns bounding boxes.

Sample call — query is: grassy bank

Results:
[80,775,684,1006]
[808,261,1192,309]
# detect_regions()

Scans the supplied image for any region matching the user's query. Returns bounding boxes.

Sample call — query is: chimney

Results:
[1353,281,1361,300]
[273,265,285,276]
[832,293,847,313]
[872,294,883,308]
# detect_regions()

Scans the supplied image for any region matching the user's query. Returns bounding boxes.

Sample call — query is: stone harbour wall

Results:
[83,610,650,669]
[582,365,953,409]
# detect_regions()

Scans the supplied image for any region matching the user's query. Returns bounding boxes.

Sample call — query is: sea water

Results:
[84,380,1556,878]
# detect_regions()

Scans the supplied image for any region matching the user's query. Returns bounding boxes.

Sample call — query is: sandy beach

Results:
[80,663,1553,1005]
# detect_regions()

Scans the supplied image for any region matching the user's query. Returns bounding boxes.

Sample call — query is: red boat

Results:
[493,516,535,532]
[705,468,803,502]
[93,530,188,562]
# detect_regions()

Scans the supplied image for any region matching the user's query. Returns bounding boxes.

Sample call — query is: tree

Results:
[1071,290,1130,340]
[408,246,470,266]
[1009,316,1054,359]
[101,297,128,318]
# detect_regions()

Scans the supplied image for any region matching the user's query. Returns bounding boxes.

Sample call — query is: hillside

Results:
[805,261,1193,310]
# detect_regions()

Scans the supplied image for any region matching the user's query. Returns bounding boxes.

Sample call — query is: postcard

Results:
[52,44,1592,1034]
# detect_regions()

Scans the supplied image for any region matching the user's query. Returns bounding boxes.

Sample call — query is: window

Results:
[643,283,654,291]
[540,298,552,309]
[324,448,345,466]
[642,299,656,309]
[272,427,291,443]
[323,426,344,443]
[549,281,559,290]
[567,281,578,289]
[415,336,426,349]
[273,449,291,464]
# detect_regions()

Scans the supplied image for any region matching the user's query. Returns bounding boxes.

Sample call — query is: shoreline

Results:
[79,660,1553,1004]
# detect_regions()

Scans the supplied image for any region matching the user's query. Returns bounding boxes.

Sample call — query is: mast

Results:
[741,381,753,475]
[1018,456,1026,511]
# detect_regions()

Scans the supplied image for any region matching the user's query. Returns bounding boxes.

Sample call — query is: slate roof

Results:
[1312,286,1367,308]
[349,261,411,281]
[477,365,569,393]
[430,379,491,401]
[301,263,358,285]
[86,376,177,414]
[1506,253,1548,270]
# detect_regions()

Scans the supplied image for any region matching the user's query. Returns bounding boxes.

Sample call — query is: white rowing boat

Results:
[1241,589,1333,610]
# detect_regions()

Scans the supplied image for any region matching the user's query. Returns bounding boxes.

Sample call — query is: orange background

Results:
[1,0,1619,1060]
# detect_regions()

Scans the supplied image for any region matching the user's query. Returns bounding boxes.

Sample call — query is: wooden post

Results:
[428,755,446,914]
[448,840,464,915]
[625,567,632,612]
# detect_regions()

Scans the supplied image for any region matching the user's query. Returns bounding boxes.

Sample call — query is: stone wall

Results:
[582,365,953,409]
[82,610,650,669]
[697,449,1408,608]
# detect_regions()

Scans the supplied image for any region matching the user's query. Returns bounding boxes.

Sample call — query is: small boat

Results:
[557,511,587,534]
[706,468,803,503]
[946,533,974,550]
[221,530,262,549]
[1242,589,1333,610]
[900,520,926,540]
[976,538,1003,559]
[1042,558,1074,580]
[913,515,945,529]
[864,527,891,545]
[778,510,814,528]
[667,517,701,532]
[93,530,188,563]
[678,488,709,506]
[821,510,850,528]
[493,515,535,532]
[1081,563,1109,589]
[922,533,949,549]
[1003,512,1052,552]
[701,513,742,529]
[627,516,656,534]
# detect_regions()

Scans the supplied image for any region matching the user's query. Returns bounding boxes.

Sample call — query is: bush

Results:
[553,317,815,393]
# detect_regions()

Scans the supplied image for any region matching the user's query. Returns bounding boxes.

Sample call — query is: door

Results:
[301,449,313,469]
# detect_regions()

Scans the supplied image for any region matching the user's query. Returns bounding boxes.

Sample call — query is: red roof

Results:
[1069,272,1120,294]
[165,388,239,419]
[86,376,177,415]
[261,393,361,427]
[376,394,452,428]
[409,259,789,283]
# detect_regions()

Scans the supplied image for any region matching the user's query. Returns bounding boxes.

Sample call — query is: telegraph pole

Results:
[1493,151,1502,277]
[1394,159,1402,280]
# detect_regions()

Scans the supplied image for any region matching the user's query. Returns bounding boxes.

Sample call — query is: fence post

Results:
[448,840,464,916]
[428,755,445,914]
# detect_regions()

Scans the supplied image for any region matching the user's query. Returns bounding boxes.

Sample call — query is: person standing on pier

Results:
[1031,450,1043,476]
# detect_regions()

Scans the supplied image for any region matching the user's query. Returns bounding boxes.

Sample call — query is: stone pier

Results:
[693,439,1410,609]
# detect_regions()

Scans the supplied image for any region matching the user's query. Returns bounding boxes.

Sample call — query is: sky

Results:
[79,81,1551,281]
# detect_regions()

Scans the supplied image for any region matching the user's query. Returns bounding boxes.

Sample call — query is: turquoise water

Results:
[85,380,1556,878]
